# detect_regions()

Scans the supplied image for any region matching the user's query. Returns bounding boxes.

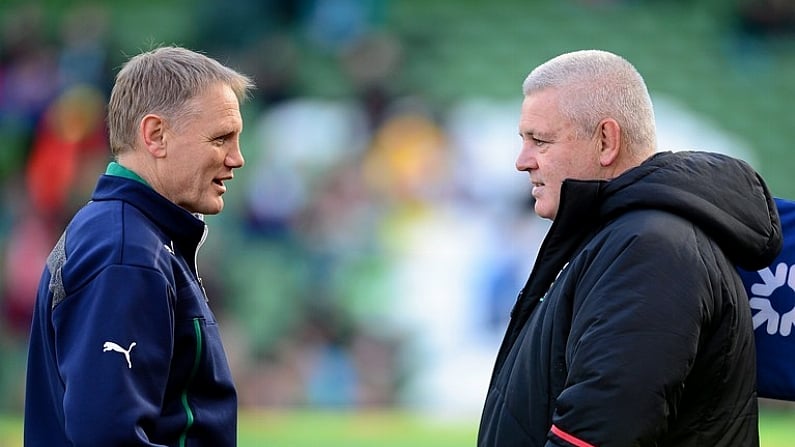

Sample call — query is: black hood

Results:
[523,150,781,300]
[599,150,781,270]
[492,150,782,377]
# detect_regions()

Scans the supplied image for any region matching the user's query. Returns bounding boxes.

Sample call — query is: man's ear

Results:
[140,114,167,158]
[598,118,621,167]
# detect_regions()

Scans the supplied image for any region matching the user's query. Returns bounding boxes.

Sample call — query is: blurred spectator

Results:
[1,209,55,337]
[0,6,111,371]
[340,31,404,130]
[24,84,108,224]
[237,33,301,106]
[195,0,302,106]
[196,0,301,53]
[243,98,369,237]
[303,0,387,54]
[361,99,449,205]
[1,60,108,347]
[0,4,58,180]
[735,0,795,39]
[56,3,112,91]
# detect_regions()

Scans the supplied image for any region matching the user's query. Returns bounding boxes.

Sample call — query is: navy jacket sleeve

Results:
[548,216,710,446]
[54,264,175,446]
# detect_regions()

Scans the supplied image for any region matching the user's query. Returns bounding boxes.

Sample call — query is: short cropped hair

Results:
[522,50,657,157]
[108,46,254,156]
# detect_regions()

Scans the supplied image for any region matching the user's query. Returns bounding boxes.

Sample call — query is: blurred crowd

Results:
[2,0,791,417]
[0,0,546,415]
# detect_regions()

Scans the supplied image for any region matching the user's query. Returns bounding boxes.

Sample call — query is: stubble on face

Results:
[518,91,567,220]
[161,84,244,215]
[518,90,602,221]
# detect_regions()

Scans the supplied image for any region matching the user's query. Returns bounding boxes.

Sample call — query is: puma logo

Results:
[103,341,137,369]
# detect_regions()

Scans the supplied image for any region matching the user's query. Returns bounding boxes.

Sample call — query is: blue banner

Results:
[738,197,795,401]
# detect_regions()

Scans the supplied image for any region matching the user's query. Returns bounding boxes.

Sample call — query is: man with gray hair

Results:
[478,50,781,446]
[25,46,253,446]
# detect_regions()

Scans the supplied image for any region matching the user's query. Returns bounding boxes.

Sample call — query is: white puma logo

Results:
[103,341,137,369]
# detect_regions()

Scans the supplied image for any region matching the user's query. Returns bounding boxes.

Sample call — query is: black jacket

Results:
[478,151,782,447]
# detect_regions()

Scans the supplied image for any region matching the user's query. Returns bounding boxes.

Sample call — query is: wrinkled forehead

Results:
[519,90,572,136]
[173,83,243,126]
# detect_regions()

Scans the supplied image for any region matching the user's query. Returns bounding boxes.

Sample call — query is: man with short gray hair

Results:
[478,49,781,446]
[25,46,254,446]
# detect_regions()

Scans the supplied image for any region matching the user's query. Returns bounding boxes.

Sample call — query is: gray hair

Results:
[108,46,255,156]
[522,50,656,157]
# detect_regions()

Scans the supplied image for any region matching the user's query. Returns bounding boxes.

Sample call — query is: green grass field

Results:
[3,407,793,446]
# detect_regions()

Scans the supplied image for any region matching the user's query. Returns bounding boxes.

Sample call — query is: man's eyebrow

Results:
[520,129,554,139]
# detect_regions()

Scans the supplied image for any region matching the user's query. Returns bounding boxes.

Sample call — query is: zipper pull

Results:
[198,277,208,302]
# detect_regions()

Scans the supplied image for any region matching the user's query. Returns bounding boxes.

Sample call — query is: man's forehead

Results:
[518,115,564,139]
[519,95,570,134]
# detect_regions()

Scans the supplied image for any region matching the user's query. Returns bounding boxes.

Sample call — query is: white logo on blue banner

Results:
[748,262,795,336]
[738,197,795,401]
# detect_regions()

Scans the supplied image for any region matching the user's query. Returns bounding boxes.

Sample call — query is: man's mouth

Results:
[214,175,234,186]
[213,178,229,192]
[531,181,543,197]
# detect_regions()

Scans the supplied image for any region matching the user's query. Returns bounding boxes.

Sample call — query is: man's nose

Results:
[515,144,536,171]
[227,145,245,168]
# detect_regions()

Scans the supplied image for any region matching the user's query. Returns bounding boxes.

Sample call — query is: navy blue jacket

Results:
[25,174,237,446]
[478,151,782,447]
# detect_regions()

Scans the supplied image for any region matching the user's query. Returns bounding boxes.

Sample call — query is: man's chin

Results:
[533,202,555,220]
[205,203,224,216]
[189,199,224,216]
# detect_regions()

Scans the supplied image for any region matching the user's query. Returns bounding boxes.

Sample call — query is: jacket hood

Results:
[599,150,781,270]
[492,150,782,379]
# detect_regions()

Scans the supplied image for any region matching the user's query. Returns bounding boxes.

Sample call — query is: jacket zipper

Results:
[194,224,209,301]
[178,318,203,447]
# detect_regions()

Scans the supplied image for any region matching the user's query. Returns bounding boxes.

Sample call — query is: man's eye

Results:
[533,137,548,146]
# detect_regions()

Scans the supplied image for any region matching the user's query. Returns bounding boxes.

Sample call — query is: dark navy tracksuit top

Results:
[24,170,237,446]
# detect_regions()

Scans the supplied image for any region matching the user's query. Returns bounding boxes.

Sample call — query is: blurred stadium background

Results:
[1,0,794,445]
